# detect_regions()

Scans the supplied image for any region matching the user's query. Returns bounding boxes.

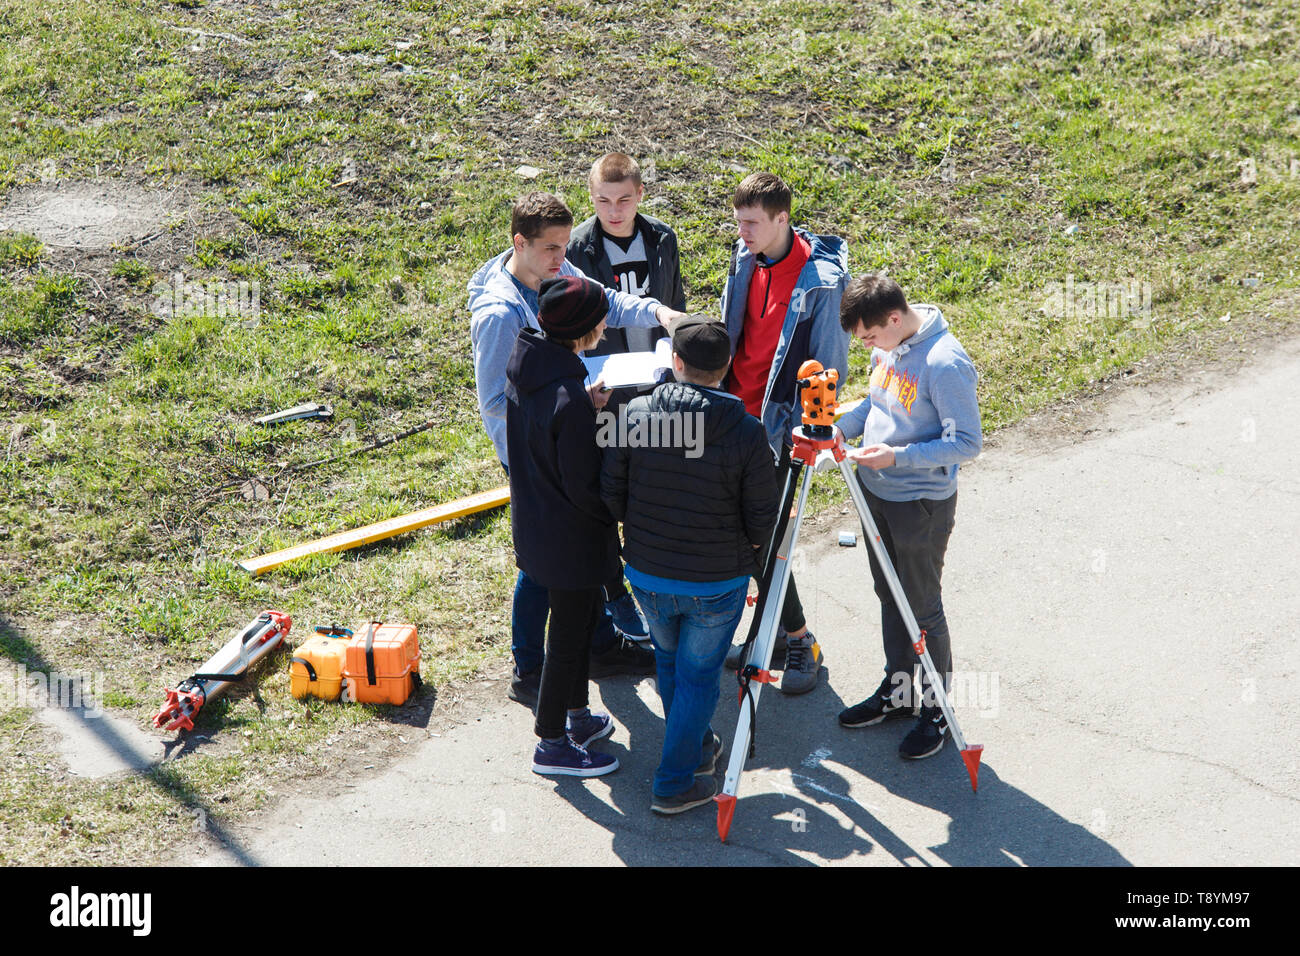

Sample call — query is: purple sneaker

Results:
[532,738,619,778]
[566,709,615,748]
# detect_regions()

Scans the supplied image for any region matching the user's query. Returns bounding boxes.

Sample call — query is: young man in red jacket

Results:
[721,172,850,695]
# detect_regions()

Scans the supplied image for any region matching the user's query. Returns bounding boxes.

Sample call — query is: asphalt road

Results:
[204,337,1300,866]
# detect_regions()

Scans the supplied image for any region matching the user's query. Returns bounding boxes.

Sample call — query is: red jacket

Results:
[727,233,811,417]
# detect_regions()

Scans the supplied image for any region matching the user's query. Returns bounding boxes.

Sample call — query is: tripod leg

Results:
[717,462,817,840]
[837,459,983,792]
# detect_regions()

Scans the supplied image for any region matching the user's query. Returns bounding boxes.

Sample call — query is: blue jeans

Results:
[632,584,749,797]
[512,570,619,673]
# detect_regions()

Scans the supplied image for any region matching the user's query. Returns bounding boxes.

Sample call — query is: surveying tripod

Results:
[715,361,983,842]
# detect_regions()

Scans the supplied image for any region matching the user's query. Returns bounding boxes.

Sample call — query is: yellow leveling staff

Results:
[237,399,865,575]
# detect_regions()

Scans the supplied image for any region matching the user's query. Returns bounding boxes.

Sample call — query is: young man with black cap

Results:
[507,274,626,777]
[468,192,689,707]
[602,316,780,813]
[720,172,850,695]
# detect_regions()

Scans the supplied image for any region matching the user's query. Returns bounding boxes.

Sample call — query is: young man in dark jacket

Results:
[567,152,687,641]
[602,316,780,813]
[507,275,624,777]
[567,153,686,355]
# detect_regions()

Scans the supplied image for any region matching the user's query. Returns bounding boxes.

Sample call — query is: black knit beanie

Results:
[538,275,609,339]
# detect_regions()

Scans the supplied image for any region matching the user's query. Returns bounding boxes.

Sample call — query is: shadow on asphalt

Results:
[1,614,264,866]
[543,662,1131,866]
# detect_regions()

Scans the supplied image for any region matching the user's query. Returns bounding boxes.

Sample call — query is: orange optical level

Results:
[796,359,839,432]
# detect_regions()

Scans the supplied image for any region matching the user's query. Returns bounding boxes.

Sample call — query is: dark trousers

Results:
[503,459,622,672]
[512,570,620,674]
[861,483,957,706]
[534,587,603,739]
[776,457,807,634]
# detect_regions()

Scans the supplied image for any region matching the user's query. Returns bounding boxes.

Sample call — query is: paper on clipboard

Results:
[581,338,673,389]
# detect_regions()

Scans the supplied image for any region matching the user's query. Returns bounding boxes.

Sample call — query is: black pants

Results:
[861,484,957,706]
[776,457,807,635]
[535,587,603,739]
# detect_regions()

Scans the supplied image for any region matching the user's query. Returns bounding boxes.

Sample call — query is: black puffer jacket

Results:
[505,327,620,589]
[601,381,779,582]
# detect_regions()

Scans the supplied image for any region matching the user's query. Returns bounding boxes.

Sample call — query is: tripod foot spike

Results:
[961,745,984,792]
[715,794,736,842]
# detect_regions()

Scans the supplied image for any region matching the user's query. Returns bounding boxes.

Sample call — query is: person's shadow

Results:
[545,659,1131,866]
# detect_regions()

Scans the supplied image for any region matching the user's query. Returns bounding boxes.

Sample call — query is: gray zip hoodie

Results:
[835,305,982,501]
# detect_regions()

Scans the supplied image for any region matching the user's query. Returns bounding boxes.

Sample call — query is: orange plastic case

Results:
[342,622,421,705]
[290,628,351,700]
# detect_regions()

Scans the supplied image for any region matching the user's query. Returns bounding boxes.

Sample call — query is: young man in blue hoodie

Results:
[720,172,850,695]
[832,274,982,759]
[467,192,688,707]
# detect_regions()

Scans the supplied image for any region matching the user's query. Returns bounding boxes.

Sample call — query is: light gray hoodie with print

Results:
[835,305,981,502]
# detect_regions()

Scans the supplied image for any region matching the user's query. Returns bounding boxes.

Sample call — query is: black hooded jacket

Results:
[601,381,780,582]
[505,327,620,589]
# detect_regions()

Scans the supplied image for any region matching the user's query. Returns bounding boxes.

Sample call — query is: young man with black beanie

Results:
[602,316,780,812]
[507,274,625,777]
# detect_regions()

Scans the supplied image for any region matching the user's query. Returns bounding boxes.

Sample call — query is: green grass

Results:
[1,0,1298,862]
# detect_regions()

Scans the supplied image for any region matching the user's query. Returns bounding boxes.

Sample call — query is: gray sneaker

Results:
[724,629,787,671]
[696,731,723,776]
[778,632,822,695]
[651,776,718,815]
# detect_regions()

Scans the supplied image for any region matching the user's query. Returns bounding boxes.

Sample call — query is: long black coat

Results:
[505,327,620,589]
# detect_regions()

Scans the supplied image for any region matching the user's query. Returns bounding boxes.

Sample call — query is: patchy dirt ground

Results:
[0,181,171,249]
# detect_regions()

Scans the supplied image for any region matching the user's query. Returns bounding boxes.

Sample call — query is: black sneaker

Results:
[508,666,541,709]
[589,634,656,677]
[695,731,723,776]
[838,675,916,728]
[651,776,718,815]
[899,707,948,759]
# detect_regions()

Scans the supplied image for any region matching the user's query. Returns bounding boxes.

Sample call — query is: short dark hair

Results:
[841,274,910,331]
[589,152,642,188]
[732,172,791,218]
[511,192,573,242]
[677,356,730,384]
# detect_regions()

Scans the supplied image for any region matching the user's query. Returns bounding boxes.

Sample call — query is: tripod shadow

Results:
[736,669,1131,866]
[541,672,839,865]
[542,660,1130,866]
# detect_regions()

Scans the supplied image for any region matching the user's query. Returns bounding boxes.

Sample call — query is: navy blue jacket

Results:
[505,327,621,589]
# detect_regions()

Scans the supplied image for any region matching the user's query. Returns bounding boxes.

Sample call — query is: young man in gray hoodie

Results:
[832,274,982,759]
